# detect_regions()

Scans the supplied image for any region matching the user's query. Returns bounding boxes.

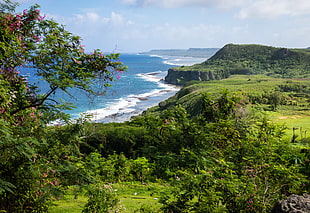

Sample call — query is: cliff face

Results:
[165,68,228,85]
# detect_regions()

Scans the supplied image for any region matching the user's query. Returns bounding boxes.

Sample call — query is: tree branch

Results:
[11,86,58,115]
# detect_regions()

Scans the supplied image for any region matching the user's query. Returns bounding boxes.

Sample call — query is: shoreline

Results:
[82,69,181,123]
[70,54,201,124]
[89,81,180,123]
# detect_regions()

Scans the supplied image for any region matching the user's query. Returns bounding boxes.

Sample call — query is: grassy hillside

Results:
[148,75,310,138]
[171,44,310,78]
[49,76,310,213]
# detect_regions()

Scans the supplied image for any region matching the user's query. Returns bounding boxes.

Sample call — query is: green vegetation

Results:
[49,182,164,213]
[155,75,309,109]
[0,1,126,212]
[76,87,309,212]
[1,1,309,213]
[171,44,310,78]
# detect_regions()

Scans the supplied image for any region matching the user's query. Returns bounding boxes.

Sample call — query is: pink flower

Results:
[6,14,13,21]
[38,14,46,21]
[116,74,120,80]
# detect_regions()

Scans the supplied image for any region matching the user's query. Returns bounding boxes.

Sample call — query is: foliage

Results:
[82,183,121,213]
[36,74,309,212]
[41,82,310,212]
[148,75,310,117]
[1,2,309,212]
[49,182,166,213]
[0,1,126,121]
[0,1,126,212]
[155,108,307,212]
[83,88,309,212]
[171,43,310,79]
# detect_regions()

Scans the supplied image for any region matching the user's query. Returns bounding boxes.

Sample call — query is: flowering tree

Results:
[0,1,126,121]
[0,1,126,211]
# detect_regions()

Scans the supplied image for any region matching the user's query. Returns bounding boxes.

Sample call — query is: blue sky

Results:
[11,0,310,53]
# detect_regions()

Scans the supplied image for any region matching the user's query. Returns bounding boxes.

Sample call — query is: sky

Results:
[9,0,310,53]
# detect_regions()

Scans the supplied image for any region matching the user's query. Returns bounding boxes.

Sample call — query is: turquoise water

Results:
[21,54,206,123]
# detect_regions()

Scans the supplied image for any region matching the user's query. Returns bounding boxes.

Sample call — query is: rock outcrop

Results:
[164,68,229,85]
[272,194,310,213]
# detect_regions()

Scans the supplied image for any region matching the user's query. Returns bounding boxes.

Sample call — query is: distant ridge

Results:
[203,44,310,76]
[165,43,310,85]
[141,48,219,58]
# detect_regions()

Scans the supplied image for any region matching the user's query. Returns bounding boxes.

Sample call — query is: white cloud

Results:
[122,0,246,9]
[53,11,137,51]
[237,0,310,19]
[71,11,133,28]
[115,21,226,51]
[39,0,310,52]
[59,8,228,51]
[122,0,310,19]
[121,0,137,4]
[75,12,100,22]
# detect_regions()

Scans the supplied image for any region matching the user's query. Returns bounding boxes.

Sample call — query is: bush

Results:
[82,183,121,213]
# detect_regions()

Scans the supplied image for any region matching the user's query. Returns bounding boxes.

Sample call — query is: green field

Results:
[49,182,165,213]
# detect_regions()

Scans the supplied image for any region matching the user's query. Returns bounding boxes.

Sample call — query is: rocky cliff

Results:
[165,68,228,85]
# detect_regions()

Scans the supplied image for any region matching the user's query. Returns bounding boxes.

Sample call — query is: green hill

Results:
[148,75,310,127]
[166,44,310,85]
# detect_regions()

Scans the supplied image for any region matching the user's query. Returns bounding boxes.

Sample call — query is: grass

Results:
[174,75,310,143]
[49,195,87,213]
[49,182,166,213]
[113,182,166,213]
[267,108,310,142]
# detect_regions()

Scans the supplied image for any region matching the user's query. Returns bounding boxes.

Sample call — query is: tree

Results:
[0,1,126,211]
[0,1,126,121]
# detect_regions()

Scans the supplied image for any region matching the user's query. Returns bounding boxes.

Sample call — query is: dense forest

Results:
[0,1,309,213]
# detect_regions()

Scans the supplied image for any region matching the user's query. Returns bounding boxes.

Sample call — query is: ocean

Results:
[22,54,207,123]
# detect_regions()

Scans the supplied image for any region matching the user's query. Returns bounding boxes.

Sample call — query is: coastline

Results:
[71,54,206,124]
[88,71,181,123]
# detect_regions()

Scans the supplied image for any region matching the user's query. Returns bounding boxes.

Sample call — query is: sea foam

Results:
[71,54,200,123]
[86,71,179,123]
